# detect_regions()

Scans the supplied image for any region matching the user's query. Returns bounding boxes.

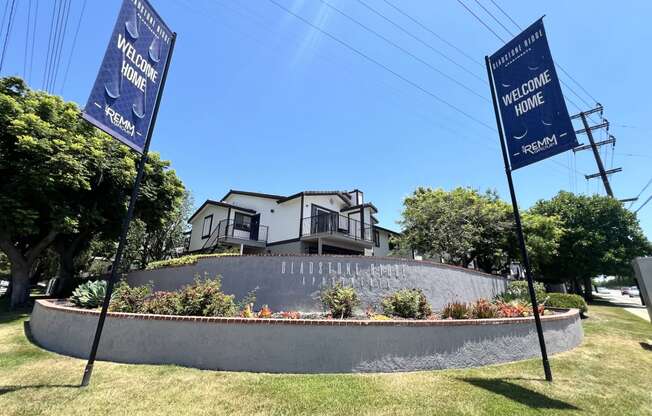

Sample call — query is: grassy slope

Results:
[0,301,651,416]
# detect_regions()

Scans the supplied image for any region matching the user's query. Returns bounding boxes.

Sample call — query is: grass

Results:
[0,298,651,415]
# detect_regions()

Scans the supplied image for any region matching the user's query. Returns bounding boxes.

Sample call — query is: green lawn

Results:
[1,299,651,416]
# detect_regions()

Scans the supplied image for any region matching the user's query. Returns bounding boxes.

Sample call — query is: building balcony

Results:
[202,218,268,251]
[300,214,373,247]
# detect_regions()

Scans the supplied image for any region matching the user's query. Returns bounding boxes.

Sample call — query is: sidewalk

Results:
[594,290,650,322]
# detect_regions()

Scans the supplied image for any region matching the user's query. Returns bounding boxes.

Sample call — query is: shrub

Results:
[499,280,546,303]
[381,288,432,319]
[370,314,391,321]
[237,290,257,311]
[140,291,180,315]
[470,298,499,319]
[240,303,254,318]
[70,280,107,308]
[544,293,588,314]
[495,300,543,318]
[257,305,273,318]
[321,283,359,318]
[175,276,225,316]
[203,292,238,317]
[441,301,469,319]
[109,282,151,313]
[280,311,301,319]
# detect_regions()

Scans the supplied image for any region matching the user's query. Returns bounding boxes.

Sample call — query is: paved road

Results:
[594,288,650,322]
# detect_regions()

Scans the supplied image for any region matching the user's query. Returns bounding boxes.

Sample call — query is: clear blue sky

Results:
[2,0,652,236]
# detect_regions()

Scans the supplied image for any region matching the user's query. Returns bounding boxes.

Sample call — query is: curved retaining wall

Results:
[127,255,507,312]
[30,300,583,373]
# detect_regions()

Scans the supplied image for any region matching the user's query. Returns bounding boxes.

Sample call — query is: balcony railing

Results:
[202,218,268,251]
[301,213,372,242]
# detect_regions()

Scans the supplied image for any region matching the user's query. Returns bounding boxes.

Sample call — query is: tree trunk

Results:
[1,230,58,309]
[10,263,30,309]
[582,276,593,302]
[53,250,76,297]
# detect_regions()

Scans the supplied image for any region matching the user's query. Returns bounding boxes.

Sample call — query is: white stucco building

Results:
[186,189,400,256]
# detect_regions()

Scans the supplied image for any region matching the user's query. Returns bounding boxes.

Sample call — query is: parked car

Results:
[596,287,610,294]
[629,287,640,298]
[621,287,630,295]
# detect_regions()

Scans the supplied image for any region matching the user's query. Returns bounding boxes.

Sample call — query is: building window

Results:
[374,230,380,247]
[234,212,251,232]
[201,215,213,238]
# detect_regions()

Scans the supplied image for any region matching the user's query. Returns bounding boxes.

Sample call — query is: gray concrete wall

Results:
[632,257,652,321]
[30,300,583,374]
[127,255,507,312]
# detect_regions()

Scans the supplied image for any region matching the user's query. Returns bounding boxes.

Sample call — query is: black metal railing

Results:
[301,213,372,242]
[201,218,268,251]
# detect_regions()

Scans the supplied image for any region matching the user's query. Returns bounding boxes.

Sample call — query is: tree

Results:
[397,187,512,272]
[505,212,565,280]
[0,77,185,306]
[530,191,651,300]
[51,152,186,295]
[115,188,191,271]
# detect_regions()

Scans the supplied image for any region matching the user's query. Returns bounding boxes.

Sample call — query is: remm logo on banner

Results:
[82,0,173,153]
[489,19,578,170]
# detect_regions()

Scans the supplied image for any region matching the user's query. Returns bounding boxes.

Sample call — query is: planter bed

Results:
[29,299,583,373]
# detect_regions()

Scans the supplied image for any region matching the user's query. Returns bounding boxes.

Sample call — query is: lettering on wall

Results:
[280,260,410,288]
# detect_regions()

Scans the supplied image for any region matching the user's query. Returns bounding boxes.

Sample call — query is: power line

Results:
[60,0,87,94]
[46,0,68,91]
[473,0,513,36]
[382,0,483,67]
[630,176,652,209]
[318,0,488,102]
[482,0,599,107]
[0,0,17,73]
[555,64,599,104]
[488,0,521,31]
[266,0,583,179]
[0,2,9,39]
[634,193,652,214]
[456,0,598,120]
[43,0,60,90]
[266,0,495,131]
[49,0,71,92]
[181,0,584,181]
[23,0,32,79]
[28,0,38,84]
[456,0,505,42]
[0,1,10,70]
[181,0,505,162]
[355,0,484,82]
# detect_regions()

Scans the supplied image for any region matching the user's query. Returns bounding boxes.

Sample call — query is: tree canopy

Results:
[397,187,650,299]
[530,191,651,297]
[0,77,185,307]
[397,187,513,273]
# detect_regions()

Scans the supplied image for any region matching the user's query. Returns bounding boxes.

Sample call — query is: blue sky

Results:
[2,0,652,236]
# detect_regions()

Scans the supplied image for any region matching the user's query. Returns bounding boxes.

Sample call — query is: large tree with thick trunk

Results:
[0,77,185,307]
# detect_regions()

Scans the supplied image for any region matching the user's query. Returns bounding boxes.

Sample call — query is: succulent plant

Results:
[70,280,107,309]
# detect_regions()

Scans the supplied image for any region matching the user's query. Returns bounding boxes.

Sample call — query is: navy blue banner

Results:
[82,0,173,153]
[489,19,577,170]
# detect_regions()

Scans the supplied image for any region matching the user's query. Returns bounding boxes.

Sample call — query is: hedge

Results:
[544,293,588,314]
[146,253,240,270]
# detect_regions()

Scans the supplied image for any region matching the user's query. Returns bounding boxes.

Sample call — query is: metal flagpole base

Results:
[81,363,94,387]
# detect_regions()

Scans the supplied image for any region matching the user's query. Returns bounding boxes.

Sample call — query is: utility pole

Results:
[571,105,617,197]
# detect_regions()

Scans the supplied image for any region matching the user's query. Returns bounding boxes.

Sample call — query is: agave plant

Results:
[70,280,108,309]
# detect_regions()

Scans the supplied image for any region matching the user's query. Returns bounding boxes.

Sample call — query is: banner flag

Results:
[82,0,173,153]
[489,19,578,170]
